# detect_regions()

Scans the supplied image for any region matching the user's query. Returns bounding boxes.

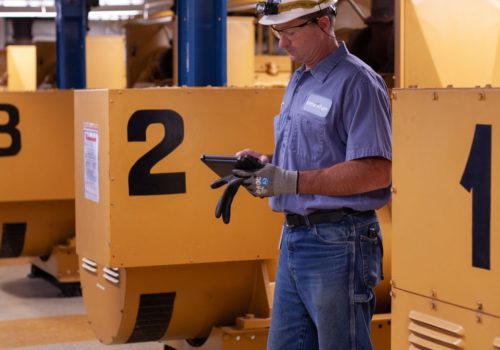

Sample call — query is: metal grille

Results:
[127,292,176,343]
[0,223,27,258]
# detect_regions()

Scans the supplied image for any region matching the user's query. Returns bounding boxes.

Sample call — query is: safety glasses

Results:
[270,18,318,40]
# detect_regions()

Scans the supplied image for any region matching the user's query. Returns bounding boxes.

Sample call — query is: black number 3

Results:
[128,110,186,196]
[0,104,21,157]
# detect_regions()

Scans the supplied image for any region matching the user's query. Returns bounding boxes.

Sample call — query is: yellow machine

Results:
[396,0,500,88]
[74,87,282,346]
[390,0,500,348]
[74,87,392,348]
[6,45,36,91]
[0,91,79,295]
[391,87,500,349]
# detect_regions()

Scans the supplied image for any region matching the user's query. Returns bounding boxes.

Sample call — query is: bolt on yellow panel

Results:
[74,87,285,267]
[392,88,500,316]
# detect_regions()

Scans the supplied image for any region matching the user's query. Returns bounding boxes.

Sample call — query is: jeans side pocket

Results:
[312,221,351,244]
[359,224,382,288]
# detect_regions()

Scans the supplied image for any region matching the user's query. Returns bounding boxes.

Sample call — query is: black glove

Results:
[210,155,265,224]
[211,175,245,224]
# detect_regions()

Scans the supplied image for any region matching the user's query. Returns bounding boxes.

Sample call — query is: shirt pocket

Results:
[295,112,327,163]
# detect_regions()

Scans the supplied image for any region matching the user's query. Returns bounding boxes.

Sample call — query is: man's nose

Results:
[278,36,289,48]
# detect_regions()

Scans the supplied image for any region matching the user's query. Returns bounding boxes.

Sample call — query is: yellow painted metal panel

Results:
[227,17,255,87]
[74,89,111,264]
[86,36,127,89]
[0,200,74,257]
[371,313,391,350]
[80,259,273,344]
[0,91,74,257]
[74,87,285,267]
[392,288,500,350]
[392,88,500,316]
[6,45,36,91]
[30,238,79,283]
[0,91,74,201]
[398,0,500,87]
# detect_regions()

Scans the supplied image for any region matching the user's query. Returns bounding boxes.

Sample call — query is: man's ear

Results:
[317,15,332,32]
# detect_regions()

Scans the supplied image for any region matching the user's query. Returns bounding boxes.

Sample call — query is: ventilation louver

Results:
[408,310,464,349]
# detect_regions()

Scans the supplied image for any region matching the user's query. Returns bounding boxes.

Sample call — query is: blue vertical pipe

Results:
[177,0,227,86]
[55,0,86,89]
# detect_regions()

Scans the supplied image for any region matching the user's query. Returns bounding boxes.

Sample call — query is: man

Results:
[234,0,392,349]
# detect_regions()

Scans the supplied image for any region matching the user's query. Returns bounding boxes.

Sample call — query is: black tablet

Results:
[200,155,238,177]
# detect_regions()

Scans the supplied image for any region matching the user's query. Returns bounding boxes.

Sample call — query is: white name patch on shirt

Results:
[302,93,332,118]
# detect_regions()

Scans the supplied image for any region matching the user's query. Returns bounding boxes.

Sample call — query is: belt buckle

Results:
[285,214,298,228]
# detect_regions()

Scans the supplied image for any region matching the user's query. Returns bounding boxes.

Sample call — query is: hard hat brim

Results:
[258,0,335,26]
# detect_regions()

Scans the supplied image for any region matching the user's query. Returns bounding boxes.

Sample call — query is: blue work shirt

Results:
[270,42,392,215]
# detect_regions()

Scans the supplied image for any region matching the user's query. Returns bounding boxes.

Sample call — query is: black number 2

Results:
[0,104,21,156]
[460,124,491,270]
[128,110,186,196]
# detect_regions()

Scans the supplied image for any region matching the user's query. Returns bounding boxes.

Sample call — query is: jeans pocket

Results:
[359,223,382,288]
[312,221,351,244]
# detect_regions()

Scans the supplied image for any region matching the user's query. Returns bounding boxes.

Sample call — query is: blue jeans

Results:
[267,211,383,350]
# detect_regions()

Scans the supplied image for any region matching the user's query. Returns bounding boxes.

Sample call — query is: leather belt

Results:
[285,208,356,228]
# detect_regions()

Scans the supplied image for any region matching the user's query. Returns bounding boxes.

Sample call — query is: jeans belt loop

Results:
[304,214,311,226]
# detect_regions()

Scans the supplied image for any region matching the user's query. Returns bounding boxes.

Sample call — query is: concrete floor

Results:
[0,258,166,350]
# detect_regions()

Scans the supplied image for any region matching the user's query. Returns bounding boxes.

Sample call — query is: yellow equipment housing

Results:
[74,87,283,344]
[397,0,500,88]
[6,46,36,91]
[0,91,74,258]
[392,87,500,349]
[74,87,392,346]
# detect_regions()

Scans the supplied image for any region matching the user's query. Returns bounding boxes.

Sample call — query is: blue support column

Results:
[55,0,86,89]
[177,0,227,86]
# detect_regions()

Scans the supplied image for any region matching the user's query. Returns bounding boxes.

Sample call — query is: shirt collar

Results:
[302,41,348,83]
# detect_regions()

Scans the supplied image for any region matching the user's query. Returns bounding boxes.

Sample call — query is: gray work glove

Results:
[233,163,298,197]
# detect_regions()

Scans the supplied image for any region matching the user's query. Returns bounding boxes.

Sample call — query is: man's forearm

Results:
[298,157,392,196]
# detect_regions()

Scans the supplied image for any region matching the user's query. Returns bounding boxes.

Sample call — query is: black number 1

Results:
[460,124,491,270]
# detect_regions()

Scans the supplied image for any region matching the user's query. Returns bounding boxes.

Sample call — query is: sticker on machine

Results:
[83,122,100,203]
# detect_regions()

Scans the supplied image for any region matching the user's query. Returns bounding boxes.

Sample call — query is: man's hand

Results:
[233,163,298,198]
[236,149,271,163]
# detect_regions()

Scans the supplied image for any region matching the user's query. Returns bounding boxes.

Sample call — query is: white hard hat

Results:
[256,0,337,26]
